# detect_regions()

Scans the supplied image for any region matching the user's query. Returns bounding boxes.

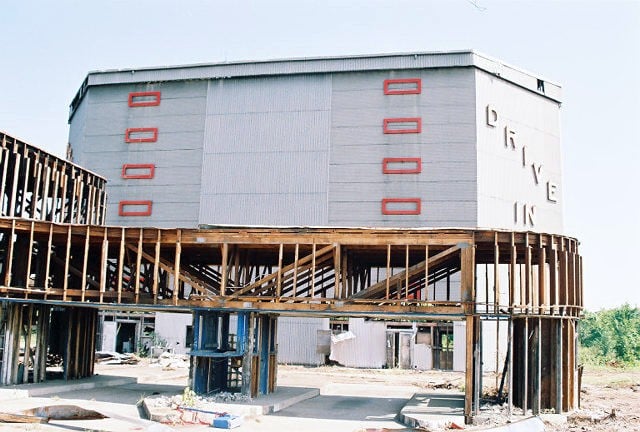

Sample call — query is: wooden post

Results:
[153,230,160,303]
[174,230,182,305]
[81,226,90,302]
[311,243,316,298]
[4,220,16,286]
[538,240,547,313]
[25,221,35,297]
[404,245,410,299]
[508,318,514,418]
[99,228,108,303]
[334,244,341,299]
[23,305,33,383]
[135,228,143,303]
[276,244,283,298]
[424,244,429,301]
[44,224,53,298]
[63,225,71,301]
[220,243,228,296]
[464,315,475,424]
[292,244,299,297]
[117,228,125,303]
[385,244,391,300]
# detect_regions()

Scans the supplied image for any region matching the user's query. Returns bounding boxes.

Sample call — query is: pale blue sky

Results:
[0,0,638,309]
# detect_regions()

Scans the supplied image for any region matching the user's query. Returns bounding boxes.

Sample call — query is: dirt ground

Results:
[277,364,640,431]
[95,361,640,431]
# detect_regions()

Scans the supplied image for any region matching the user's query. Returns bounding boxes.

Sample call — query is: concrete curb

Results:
[0,375,138,399]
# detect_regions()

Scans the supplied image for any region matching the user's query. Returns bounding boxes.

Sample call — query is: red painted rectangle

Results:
[382,158,422,174]
[125,127,158,143]
[119,200,153,217]
[121,164,155,179]
[384,78,422,95]
[128,91,161,107]
[383,118,422,134]
[381,198,422,215]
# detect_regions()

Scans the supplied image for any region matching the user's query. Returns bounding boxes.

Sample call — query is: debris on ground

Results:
[149,352,190,370]
[95,351,141,365]
[0,412,49,423]
[19,405,106,421]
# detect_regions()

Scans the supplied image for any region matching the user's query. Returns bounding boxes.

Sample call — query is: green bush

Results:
[579,304,640,366]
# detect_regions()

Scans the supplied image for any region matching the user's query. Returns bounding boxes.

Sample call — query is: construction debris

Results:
[19,405,106,421]
[95,351,141,365]
[150,352,190,370]
[0,412,48,423]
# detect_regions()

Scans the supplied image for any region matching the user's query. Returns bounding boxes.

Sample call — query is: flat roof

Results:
[69,50,561,120]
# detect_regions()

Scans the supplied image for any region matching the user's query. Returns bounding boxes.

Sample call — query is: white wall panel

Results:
[330,319,387,368]
[277,317,330,366]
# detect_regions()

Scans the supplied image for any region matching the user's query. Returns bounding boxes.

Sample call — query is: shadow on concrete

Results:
[272,394,407,421]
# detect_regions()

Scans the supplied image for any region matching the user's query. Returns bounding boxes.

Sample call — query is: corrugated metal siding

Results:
[474,69,563,233]
[86,52,477,86]
[70,81,208,227]
[199,75,331,226]
[330,318,387,368]
[328,68,477,228]
[277,317,330,366]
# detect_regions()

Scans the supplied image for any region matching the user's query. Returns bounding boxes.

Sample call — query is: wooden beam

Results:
[354,244,462,300]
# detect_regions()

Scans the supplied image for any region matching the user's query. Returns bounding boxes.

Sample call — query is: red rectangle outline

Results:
[128,91,161,107]
[383,118,422,134]
[119,200,153,217]
[381,198,422,215]
[125,127,158,143]
[382,157,422,174]
[384,78,422,95]
[121,164,156,179]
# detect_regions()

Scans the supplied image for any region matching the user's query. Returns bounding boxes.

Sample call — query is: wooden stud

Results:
[174,230,182,305]
[404,245,410,299]
[117,228,125,303]
[9,153,21,217]
[135,228,143,303]
[25,221,35,297]
[276,244,283,298]
[311,243,316,298]
[81,226,90,302]
[385,244,391,300]
[220,243,228,297]
[424,244,429,301]
[292,244,299,297]
[153,230,160,303]
[99,228,108,303]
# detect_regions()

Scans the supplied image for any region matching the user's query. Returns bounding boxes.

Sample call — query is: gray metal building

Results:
[68,50,563,233]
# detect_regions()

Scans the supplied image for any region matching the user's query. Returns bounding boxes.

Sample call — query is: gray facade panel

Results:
[201,153,328,194]
[328,201,477,227]
[330,123,476,147]
[204,112,331,153]
[329,162,476,183]
[329,181,477,202]
[199,75,331,226]
[79,131,205,153]
[328,68,477,228]
[84,114,205,136]
[329,142,476,164]
[199,194,327,226]
[88,81,208,103]
[206,75,331,114]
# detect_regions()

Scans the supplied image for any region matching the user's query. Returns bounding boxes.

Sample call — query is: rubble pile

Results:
[94,351,140,365]
[149,352,190,370]
[147,391,251,411]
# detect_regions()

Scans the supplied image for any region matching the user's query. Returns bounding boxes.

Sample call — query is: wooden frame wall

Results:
[0,132,106,225]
